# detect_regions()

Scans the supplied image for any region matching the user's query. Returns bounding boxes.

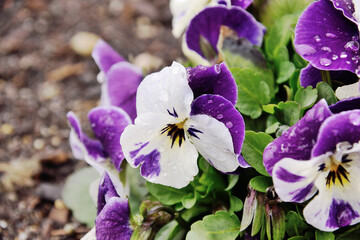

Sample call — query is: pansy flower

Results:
[92,39,143,121]
[170,0,253,38]
[120,61,245,188]
[96,173,132,240]
[295,0,360,76]
[264,97,360,231]
[183,3,265,65]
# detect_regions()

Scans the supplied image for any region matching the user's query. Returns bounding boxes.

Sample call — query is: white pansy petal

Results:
[186,114,239,173]
[136,62,194,119]
[272,155,326,203]
[121,113,199,189]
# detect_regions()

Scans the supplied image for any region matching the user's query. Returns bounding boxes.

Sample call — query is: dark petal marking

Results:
[134,150,161,178]
[160,124,186,148]
[342,154,352,163]
[167,107,179,118]
[318,163,326,171]
[187,127,203,139]
[275,167,305,183]
[129,142,149,159]
[291,183,314,202]
[326,199,360,228]
[325,165,350,187]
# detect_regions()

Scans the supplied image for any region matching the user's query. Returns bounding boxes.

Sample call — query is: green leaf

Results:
[294,86,318,109]
[242,131,273,176]
[229,195,243,213]
[276,61,296,84]
[182,192,197,209]
[260,0,311,28]
[126,166,148,214]
[146,182,193,206]
[288,237,308,240]
[198,158,226,195]
[155,220,186,240]
[285,211,310,237]
[265,14,300,60]
[265,122,280,134]
[225,175,239,191]
[62,167,98,227]
[262,104,277,114]
[249,176,273,193]
[315,230,335,240]
[186,211,240,240]
[231,68,272,119]
[274,101,301,126]
[316,82,337,105]
[289,69,301,94]
[251,196,264,236]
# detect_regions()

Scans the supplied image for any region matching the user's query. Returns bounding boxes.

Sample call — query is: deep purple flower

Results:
[96,173,132,240]
[92,39,142,121]
[295,0,360,76]
[264,97,360,231]
[184,4,265,64]
[120,62,246,188]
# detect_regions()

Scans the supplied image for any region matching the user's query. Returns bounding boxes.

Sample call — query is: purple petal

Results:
[190,94,245,156]
[67,111,106,161]
[92,39,125,74]
[312,110,360,157]
[238,154,251,168]
[88,107,132,171]
[330,0,357,24]
[300,64,323,88]
[329,96,360,113]
[231,0,253,9]
[187,63,237,105]
[102,62,142,121]
[97,173,118,214]
[300,64,358,88]
[186,5,265,59]
[263,99,333,175]
[294,0,360,73]
[96,197,132,240]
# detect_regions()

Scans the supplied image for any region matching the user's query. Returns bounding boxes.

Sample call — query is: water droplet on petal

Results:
[352,36,359,41]
[216,114,223,120]
[332,54,339,60]
[314,35,321,42]
[207,100,213,104]
[320,58,332,66]
[340,52,348,58]
[326,33,337,38]
[349,113,360,126]
[344,41,360,51]
[163,173,168,177]
[219,103,225,107]
[321,47,332,52]
[346,61,351,64]
[296,44,316,56]
[225,121,233,128]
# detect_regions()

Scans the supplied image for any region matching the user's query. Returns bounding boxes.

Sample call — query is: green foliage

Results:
[294,86,318,110]
[186,211,240,240]
[276,61,296,84]
[285,211,311,237]
[127,166,148,214]
[146,181,193,206]
[225,175,239,191]
[154,220,186,240]
[315,230,335,240]
[62,167,98,227]
[231,68,273,119]
[241,131,273,176]
[249,176,273,193]
[229,195,243,213]
[316,82,337,105]
[274,101,301,126]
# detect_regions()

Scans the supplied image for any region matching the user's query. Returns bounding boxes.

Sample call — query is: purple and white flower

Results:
[120,61,245,188]
[183,3,264,65]
[170,0,253,38]
[96,173,132,240]
[264,97,360,231]
[295,0,360,76]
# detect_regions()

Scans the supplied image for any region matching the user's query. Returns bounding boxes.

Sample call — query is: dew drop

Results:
[320,58,332,66]
[340,52,348,58]
[219,103,225,107]
[346,61,351,64]
[352,56,360,63]
[350,112,360,126]
[321,46,332,52]
[216,114,223,120]
[352,36,359,41]
[207,100,213,104]
[296,44,316,56]
[344,40,360,51]
[225,121,233,128]
[326,32,337,38]
[332,54,338,60]
[314,35,321,42]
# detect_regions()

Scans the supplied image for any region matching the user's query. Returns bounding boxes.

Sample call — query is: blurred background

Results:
[0,0,182,239]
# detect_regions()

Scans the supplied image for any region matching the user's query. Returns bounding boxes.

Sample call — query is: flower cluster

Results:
[64,0,360,239]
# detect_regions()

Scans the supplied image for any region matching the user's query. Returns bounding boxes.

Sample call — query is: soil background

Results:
[0,0,182,239]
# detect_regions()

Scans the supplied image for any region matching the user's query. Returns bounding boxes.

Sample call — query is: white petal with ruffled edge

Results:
[121,113,199,189]
[272,155,326,203]
[136,62,194,119]
[186,114,239,172]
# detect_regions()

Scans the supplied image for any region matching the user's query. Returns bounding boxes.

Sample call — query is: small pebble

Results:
[1,123,14,135]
